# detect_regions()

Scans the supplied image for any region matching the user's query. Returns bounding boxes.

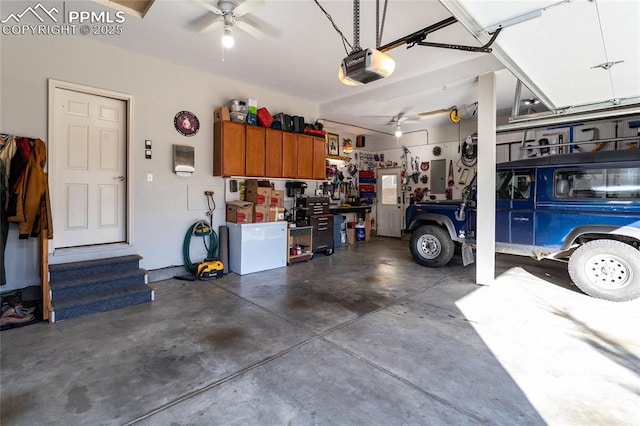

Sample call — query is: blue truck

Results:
[405,149,640,302]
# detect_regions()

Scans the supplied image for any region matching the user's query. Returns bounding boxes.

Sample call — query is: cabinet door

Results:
[297,134,314,179]
[265,129,283,178]
[312,136,327,180]
[245,126,266,177]
[214,121,245,177]
[282,132,298,178]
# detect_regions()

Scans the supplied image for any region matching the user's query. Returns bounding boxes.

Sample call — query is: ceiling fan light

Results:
[222,27,234,48]
[394,125,402,138]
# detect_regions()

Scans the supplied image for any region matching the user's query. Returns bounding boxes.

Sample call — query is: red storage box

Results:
[257,108,274,128]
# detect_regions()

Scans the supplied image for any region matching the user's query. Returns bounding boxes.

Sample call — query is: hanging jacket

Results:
[0,136,17,209]
[6,137,32,219]
[7,139,53,239]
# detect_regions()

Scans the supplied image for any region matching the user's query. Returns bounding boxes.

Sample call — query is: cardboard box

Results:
[246,187,270,206]
[347,227,355,244]
[253,205,270,223]
[226,200,253,223]
[214,106,230,122]
[269,207,285,222]
[270,190,284,207]
[245,179,271,206]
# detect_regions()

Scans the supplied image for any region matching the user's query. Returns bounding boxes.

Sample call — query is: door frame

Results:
[47,79,135,253]
[376,167,403,237]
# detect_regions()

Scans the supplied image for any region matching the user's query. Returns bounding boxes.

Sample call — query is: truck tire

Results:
[568,239,640,302]
[410,225,455,267]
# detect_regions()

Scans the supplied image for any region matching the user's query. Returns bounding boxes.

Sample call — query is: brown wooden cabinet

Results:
[312,136,326,180]
[265,129,283,177]
[245,126,266,177]
[214,120,326,180]
[297,134,314,179]
[282,132,298,178]
[214,121,245,177]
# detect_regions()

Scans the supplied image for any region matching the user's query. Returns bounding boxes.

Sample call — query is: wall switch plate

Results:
[145,150,152,159]
[146,173,153,183]
[145,140,152,149]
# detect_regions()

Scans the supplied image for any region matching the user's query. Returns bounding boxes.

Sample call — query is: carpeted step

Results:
[50,269,147,300]
[53,284,154,322]
[49,255,142,282]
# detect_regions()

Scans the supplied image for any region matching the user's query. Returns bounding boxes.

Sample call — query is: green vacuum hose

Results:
[183,221,218,274]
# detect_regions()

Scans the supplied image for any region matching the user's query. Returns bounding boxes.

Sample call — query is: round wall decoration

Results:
[432,146,442,156]
[174,111,200,136]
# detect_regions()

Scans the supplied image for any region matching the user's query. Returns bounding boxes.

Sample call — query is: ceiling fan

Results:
[192,0,266,47]
[382,108,422,137]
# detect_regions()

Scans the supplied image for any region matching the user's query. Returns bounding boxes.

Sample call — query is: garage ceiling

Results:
[4,0,637,138]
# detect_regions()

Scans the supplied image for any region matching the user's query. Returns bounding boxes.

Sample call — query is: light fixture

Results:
[394,124,402,138]
[221,26,234,49]
[524,98,540,105]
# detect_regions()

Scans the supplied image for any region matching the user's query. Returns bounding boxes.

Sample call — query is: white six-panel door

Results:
[52,88,126,248]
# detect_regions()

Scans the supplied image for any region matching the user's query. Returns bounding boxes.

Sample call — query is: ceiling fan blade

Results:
[235,20,266,39]
[416,108,451,118]
[198,16,224,35]
[233,0,265,17]
[192,0,222,15]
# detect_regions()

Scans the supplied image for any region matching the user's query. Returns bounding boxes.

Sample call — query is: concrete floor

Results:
[1,237,639,425]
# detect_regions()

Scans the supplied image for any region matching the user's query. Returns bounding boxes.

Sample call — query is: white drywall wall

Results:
[0,33,318,291]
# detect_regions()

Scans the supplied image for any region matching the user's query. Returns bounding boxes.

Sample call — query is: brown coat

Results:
[7,139,53,239]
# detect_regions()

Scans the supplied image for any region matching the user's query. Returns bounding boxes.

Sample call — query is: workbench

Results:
[329,205,372,242]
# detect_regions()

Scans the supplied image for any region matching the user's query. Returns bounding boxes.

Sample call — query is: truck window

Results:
[497,170,531,200]
[554,167,640,199]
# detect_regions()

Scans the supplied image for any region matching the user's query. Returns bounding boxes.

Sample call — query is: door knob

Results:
[114,176,125,181]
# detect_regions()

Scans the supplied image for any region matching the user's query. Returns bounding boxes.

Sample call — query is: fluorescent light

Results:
[222,27,234,49]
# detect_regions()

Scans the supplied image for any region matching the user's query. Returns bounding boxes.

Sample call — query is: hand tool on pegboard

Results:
[446,160,454,200]
[458,168,469,185]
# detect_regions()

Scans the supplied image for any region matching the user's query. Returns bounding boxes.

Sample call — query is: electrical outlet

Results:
[204,191,214,196]
[146,173,153,183]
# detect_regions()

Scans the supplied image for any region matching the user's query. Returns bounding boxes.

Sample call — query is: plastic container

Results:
[257,108,274,128]
[355,224,365,241]
[230,112,246,123]
[226,99,247,113]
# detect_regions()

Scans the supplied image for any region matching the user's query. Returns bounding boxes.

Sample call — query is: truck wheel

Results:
[568,239,640,302]
[410,225,454,267]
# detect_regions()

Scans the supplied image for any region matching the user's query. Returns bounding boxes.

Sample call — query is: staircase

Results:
[48,255,154,322]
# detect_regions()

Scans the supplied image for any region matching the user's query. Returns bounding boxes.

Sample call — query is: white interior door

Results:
[376,167,402,238]
[52,88,127,248]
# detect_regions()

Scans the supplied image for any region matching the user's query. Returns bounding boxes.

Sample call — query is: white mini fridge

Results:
[227,222,287,275]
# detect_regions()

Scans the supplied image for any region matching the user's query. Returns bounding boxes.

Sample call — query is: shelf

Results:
[288,251,313,264]
[327,155,351,162]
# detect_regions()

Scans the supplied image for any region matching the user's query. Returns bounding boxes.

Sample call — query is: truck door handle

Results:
[513,216,529,222]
